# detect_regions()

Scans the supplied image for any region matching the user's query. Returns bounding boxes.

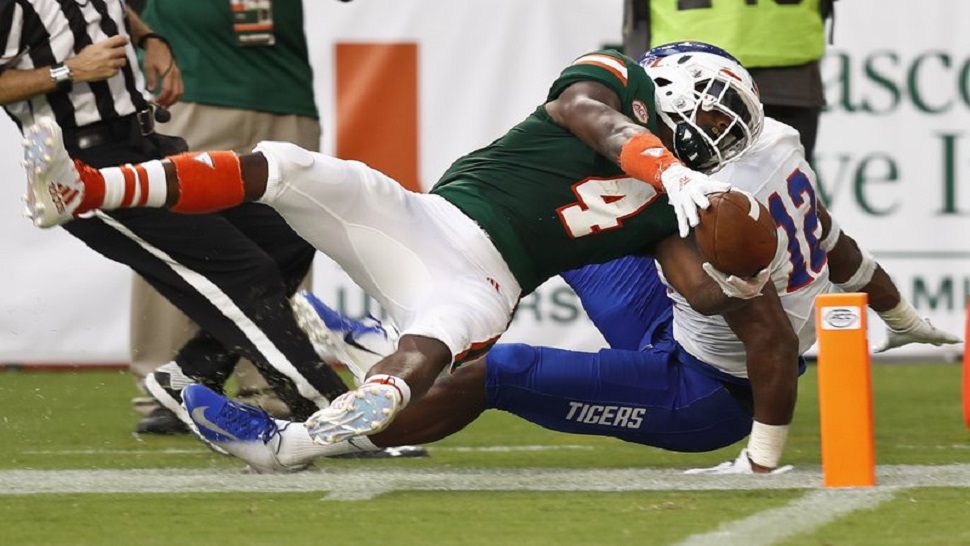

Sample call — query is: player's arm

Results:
[722,283,799,472]
[817,203,896,311]
[126,7,182,107]
[817,204,960,351]
[0,44,129,105]
[654,235,745,316]
[545,81,652,167]
[545,79,729,237]
[0,66,64,105]
[0,2,133,105]
[656,234,798,472]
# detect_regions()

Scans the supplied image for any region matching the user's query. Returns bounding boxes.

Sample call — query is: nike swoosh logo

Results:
[191,406,239,441]
[343,332,382,357]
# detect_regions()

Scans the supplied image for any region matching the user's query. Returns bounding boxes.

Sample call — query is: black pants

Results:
[63,129,348,419]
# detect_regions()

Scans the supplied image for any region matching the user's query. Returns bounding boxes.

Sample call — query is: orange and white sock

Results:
[75,159,168,213]
[77,151,246,215]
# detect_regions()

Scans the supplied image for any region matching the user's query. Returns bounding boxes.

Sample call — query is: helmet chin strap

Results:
[657,107,725,173]
[673,122,723,173]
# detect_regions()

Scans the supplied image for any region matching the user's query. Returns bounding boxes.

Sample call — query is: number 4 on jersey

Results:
[557,177,659,238]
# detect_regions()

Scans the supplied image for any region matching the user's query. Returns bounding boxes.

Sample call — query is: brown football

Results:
[694,190,778,278]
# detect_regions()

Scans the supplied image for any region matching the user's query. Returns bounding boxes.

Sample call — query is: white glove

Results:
[874,318,962,353]
[684,448,794,475]
[660,163,732,238]
[702,263,770,300]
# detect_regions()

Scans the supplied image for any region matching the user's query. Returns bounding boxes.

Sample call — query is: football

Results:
[694,190,777,278]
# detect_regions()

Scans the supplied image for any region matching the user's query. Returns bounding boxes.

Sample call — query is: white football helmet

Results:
[639,42,764,173]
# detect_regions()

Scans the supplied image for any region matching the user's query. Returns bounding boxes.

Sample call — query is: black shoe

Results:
[135,406,190,435]
[329,445,429,459]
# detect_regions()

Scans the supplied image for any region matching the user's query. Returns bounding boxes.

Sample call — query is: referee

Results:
[0,0,349,428]
[623,0,832,163]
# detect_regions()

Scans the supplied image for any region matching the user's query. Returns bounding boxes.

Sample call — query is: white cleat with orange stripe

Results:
[22,117,86,228]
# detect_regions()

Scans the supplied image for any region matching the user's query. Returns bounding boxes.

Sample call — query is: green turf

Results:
[782,488,970,546]
[0,364,968,546]
[1,364,967,470]
[0,490,802,546]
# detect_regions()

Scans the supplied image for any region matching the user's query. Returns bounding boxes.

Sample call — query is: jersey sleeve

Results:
[546,50,634,103]
[0,1,25,69]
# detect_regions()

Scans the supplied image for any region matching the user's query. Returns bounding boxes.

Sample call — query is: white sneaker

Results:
[22,117,85,228]
[304,379,407,444]
[291,291,397,384]
[182,384,307,473]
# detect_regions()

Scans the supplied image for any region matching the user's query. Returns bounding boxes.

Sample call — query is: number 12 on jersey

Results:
[768,169,826,292]
[557,177,659,238]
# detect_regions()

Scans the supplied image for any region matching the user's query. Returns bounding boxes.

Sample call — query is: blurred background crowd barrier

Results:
[1,0,967,364]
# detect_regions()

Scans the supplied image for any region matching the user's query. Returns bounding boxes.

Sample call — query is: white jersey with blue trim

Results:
[658,117,833,379]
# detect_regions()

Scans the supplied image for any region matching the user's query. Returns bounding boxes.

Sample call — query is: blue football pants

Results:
[484,255,752,452]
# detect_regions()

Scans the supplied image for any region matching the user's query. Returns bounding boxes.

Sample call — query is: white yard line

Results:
[434,444,595,452]
[21,444,594,456]
[673,488,897,546]
[0,464,967,499]
[23,448,211,455]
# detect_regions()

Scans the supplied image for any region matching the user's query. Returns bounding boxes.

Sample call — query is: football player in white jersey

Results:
[176,43,955,473]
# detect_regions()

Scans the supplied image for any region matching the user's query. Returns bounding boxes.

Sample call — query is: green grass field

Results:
[1,363,968,545]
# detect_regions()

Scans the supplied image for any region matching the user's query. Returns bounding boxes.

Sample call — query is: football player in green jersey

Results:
[24,42,766,450]
[136,43,954,476]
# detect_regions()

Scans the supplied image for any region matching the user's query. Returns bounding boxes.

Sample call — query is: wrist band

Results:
[364,374,412,406]
[137,32,172,53]
[747,421,789,468]
[837,249,877,292]
[877,299,920,332]
[137,32,176,78]
[618,132,680,190]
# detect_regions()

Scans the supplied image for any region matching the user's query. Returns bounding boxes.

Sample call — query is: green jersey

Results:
[141,0,317,118]
[432,51,677,294]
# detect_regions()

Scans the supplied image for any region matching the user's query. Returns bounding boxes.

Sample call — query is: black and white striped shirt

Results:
[0,0,152,129]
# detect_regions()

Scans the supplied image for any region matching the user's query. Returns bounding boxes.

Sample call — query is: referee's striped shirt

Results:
[0,0,152,130]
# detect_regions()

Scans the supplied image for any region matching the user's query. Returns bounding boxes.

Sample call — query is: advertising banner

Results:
[0,0,965,363]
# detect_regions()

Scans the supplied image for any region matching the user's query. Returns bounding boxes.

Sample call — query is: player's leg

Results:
[279,291,746,451]
[183,334,750,471]
[561,255,672,351]
[61,208,349,422]
[291,291,399,384]
[250,141,518,443]
[181,361,488,471]
[138,196,323,423]
[293,292,489,445]
[23,117,269,227]
[369,361,488,446]
[484,343,753,452]
[26,122,516,442]
[215,201,322,418]
[146,330,318,426]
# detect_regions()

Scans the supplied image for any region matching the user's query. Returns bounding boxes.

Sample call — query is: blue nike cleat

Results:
[292,291,397,384]
[182,385,307,473]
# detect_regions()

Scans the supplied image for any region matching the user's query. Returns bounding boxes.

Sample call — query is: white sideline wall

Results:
[0,0,967,363]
